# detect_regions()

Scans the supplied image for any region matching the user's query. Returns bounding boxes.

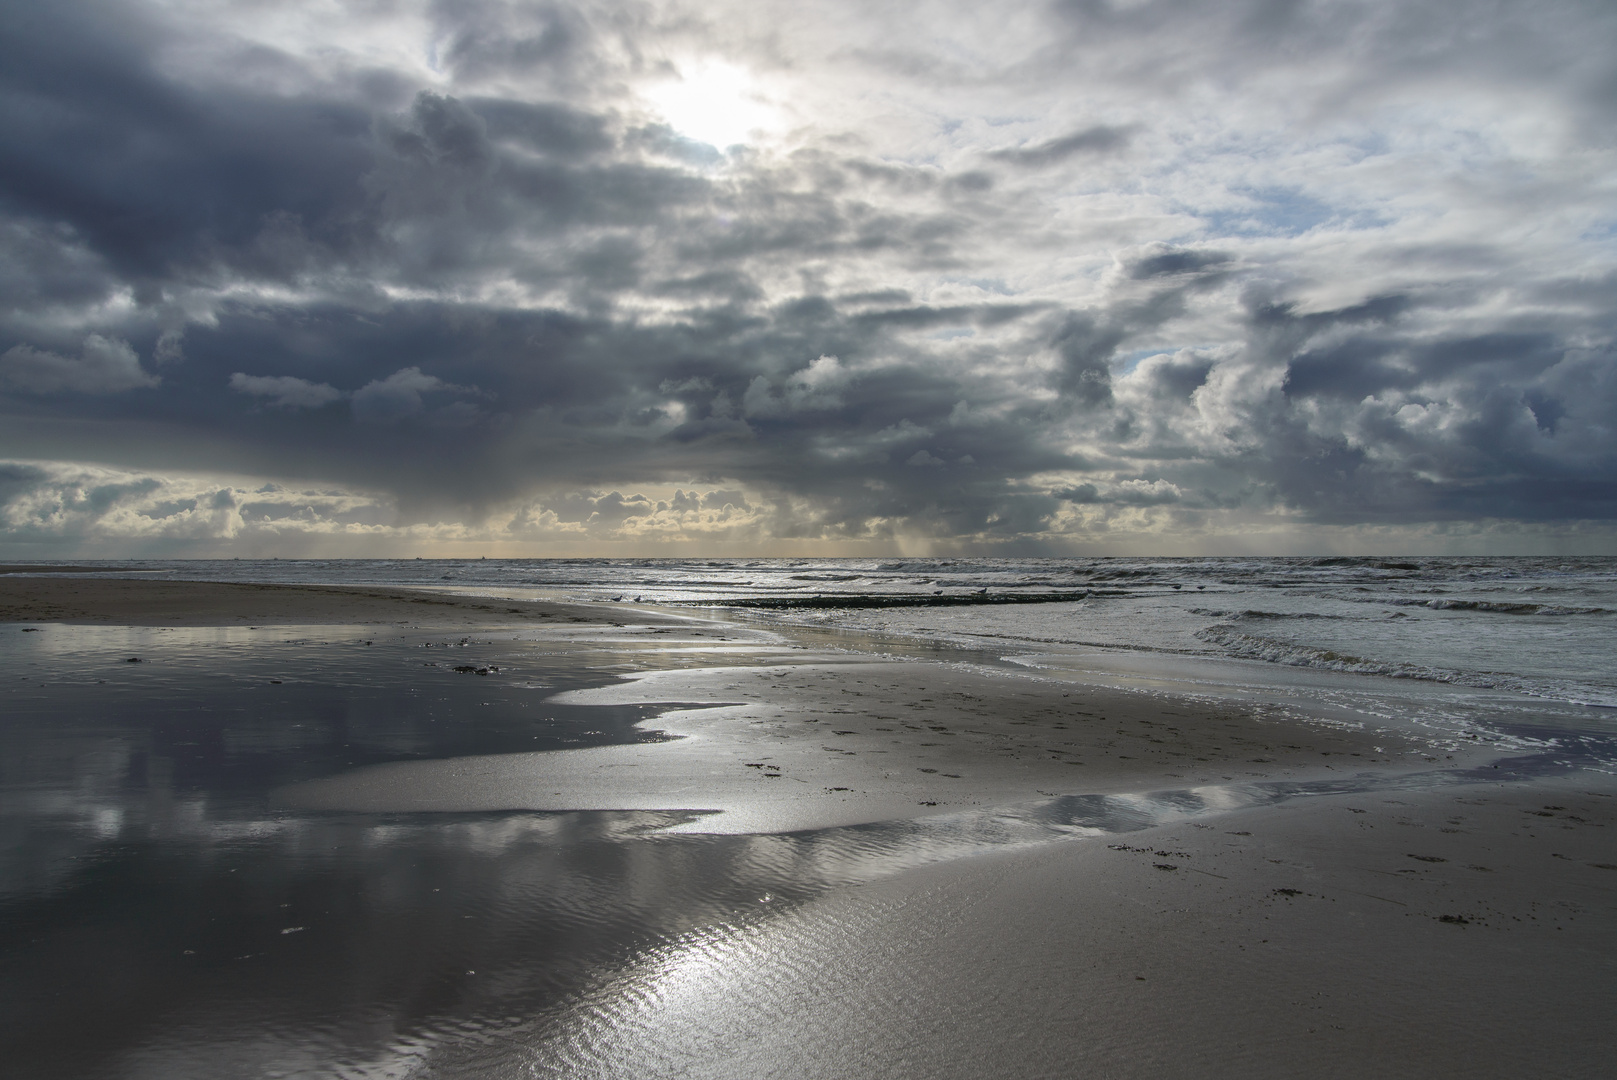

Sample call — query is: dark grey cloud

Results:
[1124,247,1233,280]
[0,336,159,395]
[0,0,1612,553]
[229,373,345,410]
[0,5,377,296]
[987,125,1134,168]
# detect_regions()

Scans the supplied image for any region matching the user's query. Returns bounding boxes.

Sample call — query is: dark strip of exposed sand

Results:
[0,575,681,628]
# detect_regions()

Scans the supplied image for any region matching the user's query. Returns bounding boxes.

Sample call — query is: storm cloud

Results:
[1,0,1613,555]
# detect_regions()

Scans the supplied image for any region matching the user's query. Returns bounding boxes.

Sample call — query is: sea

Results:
[2,556,1613,1077]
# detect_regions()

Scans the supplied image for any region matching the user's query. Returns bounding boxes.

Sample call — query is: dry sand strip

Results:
[0,576,686,628]
[281,660,1440,833]
[518,779,1617,1080]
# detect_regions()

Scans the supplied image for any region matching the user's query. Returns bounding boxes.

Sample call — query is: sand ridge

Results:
[281,656,1436,833]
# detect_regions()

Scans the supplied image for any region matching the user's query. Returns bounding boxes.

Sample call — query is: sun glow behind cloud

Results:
[643,61,781,149]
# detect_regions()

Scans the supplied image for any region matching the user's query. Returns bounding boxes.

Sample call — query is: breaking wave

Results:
[1197,624,1617,708]
[1383,597,1613,616]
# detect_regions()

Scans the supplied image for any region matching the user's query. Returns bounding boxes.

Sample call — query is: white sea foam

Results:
[1196,624,1617,709]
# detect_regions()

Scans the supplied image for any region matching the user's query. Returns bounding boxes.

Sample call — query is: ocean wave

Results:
[1381,598,1612,616]
[1307,557,1424,572]
[1197,625,1617,707]
[1188,608,1346,620]
[1198,625,1423,676]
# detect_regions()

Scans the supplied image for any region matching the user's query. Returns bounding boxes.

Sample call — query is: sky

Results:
[1,0,1614,557]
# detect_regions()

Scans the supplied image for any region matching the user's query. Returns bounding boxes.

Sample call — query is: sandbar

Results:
[282,658,1437,833]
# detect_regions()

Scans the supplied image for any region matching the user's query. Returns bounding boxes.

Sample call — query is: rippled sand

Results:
[512,781,1617,1080]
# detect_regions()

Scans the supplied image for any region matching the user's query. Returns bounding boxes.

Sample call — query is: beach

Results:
[520,780,1616,1079]
[2,572,1613,1078]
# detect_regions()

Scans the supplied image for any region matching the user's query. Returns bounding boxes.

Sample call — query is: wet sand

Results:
[5,574,1612,1077]
[283,658,1435,833]
[523,781,1616,1079]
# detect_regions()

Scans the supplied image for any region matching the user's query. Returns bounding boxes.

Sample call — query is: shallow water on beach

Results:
[0,626,717,1077]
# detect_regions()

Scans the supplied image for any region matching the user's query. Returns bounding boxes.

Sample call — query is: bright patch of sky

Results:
[643,61,781,150]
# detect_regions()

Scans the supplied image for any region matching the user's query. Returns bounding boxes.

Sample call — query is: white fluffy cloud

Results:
[0,461,398,549]
[0,460,780,556]
[742,356,853,418]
